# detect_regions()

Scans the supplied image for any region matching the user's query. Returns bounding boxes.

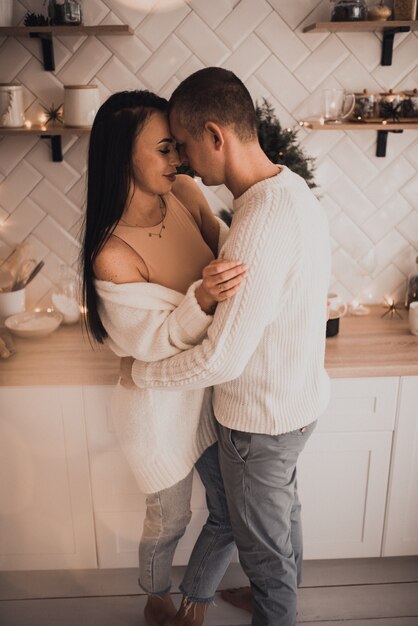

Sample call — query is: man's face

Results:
[169,109,222,186]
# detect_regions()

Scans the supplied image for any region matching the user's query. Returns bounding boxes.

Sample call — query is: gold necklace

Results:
[120,196,166,238]
[148,196,166,239]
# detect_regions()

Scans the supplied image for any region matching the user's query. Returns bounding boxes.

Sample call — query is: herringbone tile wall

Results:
[0,0,417,310]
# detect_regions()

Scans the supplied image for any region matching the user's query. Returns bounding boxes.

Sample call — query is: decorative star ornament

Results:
[42,103,64,126]
[381,297,403,319]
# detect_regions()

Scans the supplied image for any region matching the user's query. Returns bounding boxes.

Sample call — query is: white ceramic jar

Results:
[0,84,25,128]
[63,84,99,127]
[0,0,14,27]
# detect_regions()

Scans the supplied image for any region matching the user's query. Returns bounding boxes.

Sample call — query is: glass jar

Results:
[51,265,81,324]
[378,89,404,120]
[330,0,367,21]
[405,256,418,309]
[353,89,378,120]
[402,89,418,118]
[47,0,82,26]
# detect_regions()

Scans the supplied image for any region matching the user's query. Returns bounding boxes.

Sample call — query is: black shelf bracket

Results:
[30,32,55,71]
[41,135,63,161]
[376,128,404,157]
[381,26,410,65]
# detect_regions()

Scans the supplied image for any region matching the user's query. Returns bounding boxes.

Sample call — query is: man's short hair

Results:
[169,67,257,142]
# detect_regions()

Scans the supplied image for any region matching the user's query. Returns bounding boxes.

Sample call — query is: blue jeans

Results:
[138,442,236,602]
[218,420,317,626]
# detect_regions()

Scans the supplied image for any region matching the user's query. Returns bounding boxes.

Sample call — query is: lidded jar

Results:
[378,89,404,119]
[47,1,82,26]
[63,84,99,127]
[353,89,377,120]
[402,89,418,118]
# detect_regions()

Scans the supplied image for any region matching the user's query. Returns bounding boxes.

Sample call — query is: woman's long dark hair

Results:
[81,90,168,343]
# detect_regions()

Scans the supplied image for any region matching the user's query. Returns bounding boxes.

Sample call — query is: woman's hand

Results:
[195,259,248,314]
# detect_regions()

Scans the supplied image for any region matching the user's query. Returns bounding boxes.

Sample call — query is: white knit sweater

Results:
[132,167,331,435]
[95,219,229,493]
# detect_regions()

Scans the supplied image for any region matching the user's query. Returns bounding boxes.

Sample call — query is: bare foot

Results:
[220,586,253,614]
[163,597,208,626]
[144,594,178,626]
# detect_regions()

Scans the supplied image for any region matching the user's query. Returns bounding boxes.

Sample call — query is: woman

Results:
[81,90,246,626]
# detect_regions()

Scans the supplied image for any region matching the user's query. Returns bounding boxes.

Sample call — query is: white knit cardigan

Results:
[95,219,228,493]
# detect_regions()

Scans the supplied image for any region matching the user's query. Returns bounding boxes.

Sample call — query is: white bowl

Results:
[5,310,63,338]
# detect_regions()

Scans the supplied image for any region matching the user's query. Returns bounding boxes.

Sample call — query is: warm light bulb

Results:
[39,113,47,124]
[24,120,32,129]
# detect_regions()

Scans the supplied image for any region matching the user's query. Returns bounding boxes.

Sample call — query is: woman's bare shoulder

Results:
[94,236,147,284]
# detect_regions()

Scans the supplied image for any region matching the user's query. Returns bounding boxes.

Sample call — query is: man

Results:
[121,67,331,626]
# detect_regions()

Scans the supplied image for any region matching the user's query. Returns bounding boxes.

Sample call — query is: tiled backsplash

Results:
[0,0,417,309]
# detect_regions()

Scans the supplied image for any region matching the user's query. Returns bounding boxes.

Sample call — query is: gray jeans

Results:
[138,443,235,602]
[218,420,317,626]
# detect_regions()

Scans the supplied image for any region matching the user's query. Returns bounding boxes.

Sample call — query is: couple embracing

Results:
[81,67,330,626]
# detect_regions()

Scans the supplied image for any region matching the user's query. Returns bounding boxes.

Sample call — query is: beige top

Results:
[112,193,214,294]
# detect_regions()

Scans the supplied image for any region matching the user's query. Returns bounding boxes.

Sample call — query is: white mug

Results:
[64,84,99,127]
[327,292,348,319]
[409,301,418,336]
[0,287,25,321]
[0,84,25,128]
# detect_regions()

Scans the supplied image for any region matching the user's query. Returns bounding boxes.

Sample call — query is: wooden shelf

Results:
[0,125,91,135]
[0,125,91,161]
[301,121,418,131]
[0,25,133,36]
[303,20,418,65]
[0,24,133,70]
[303,20,418,32]
[300,120,418,157]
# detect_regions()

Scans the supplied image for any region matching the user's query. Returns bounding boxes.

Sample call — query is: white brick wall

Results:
[0,0,417,309]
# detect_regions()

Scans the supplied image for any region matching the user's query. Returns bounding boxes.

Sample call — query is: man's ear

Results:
[205,121,224,151]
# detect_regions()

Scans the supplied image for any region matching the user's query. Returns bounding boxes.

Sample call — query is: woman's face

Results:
[132,111,180,195]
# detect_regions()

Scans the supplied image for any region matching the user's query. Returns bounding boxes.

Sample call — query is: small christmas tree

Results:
[256,99,316,189]
[219,99,317,225]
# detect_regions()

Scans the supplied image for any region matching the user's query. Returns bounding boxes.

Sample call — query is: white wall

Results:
[0,0,417,310]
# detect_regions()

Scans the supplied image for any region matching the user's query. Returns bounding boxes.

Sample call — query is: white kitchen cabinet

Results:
[298,377,398,559]
[0,374,414,572]
[383,376,418,556]
[0,387,97,570]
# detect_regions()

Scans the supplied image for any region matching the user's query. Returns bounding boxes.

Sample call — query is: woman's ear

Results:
[205,121,224,151]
